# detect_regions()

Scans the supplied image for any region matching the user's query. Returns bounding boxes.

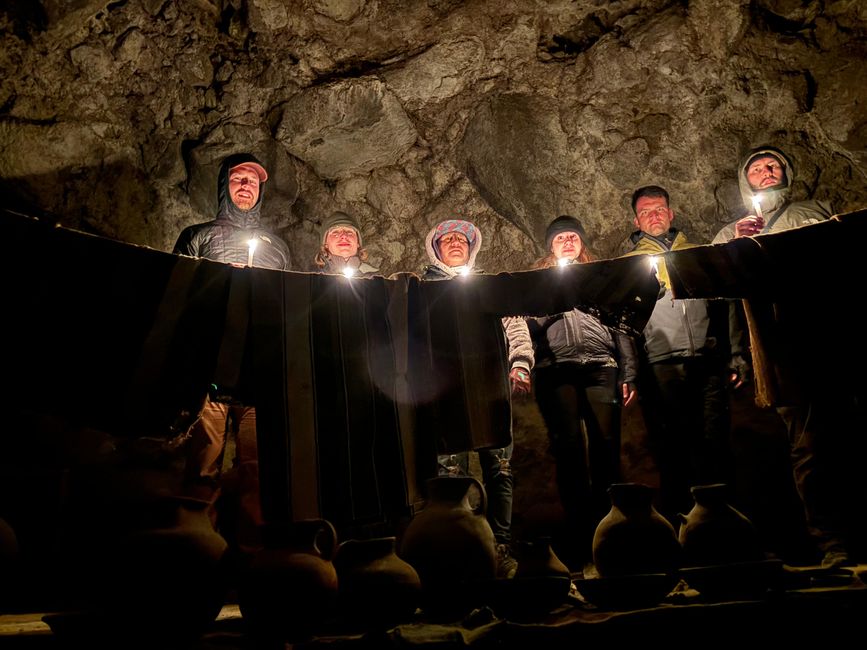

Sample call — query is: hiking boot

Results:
[496,543,518,579]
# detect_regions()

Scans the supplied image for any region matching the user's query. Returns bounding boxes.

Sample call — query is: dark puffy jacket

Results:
[528,308,638,384]
[173,155,292,271]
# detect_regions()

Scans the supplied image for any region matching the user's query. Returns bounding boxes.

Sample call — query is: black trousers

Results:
[640,357,731,526]
[534,363,621,563]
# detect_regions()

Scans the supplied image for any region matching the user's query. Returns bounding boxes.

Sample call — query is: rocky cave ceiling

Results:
[1,0,865,274]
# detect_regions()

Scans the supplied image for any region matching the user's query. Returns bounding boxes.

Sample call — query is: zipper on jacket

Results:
[681,301,696,355]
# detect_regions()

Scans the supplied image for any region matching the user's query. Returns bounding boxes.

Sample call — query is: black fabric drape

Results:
[6,212,659,532]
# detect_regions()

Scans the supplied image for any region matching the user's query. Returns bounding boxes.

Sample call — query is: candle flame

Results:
[557,256,570,267]
[342,266,356,278]
[649,256,659,273]
[247,238,259,252]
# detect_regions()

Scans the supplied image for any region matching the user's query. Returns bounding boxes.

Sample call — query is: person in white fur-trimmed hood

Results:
[420,218,533,579]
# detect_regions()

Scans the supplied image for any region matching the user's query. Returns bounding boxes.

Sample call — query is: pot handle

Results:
[312,519,338,560]
[467,476,488,516]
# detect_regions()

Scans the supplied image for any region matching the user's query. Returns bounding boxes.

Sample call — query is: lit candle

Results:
[751,194,764,221]
[458,266,471,277]
[649,256,659,274]
[247,238,259,267]
[342,266,356,278]
[557,256,570,267]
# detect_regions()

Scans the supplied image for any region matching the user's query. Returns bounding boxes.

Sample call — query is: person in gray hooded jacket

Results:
[712,146,857,569]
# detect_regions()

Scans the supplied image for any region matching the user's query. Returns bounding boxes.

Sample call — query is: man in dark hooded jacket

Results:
[174,153,292,269]
[173,152,291,555]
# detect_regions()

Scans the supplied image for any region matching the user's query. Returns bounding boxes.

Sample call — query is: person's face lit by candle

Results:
[325,227,360,259]
[551,231,583,262]
[437,232,470,267]
[633,196,674,238]
[746,155,785,191]
[228,164,261,211]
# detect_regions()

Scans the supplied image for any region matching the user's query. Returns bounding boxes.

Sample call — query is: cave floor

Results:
[2,563,867,647]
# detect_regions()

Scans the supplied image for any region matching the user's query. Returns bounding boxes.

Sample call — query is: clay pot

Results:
[592,483,681,577]
[334,536,421,627]
[239,519,339,642]
[399,476,497,614]
[0,516,19,608]
[89,495,230,642]
[678,484,765,567]
[514,537,571,580]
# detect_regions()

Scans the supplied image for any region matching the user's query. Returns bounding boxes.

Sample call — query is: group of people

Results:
[172,145,857,578]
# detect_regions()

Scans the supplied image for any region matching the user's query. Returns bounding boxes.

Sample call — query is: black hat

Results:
[545,215,588,251]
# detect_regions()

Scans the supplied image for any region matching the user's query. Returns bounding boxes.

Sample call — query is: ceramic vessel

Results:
[239,519,339,642]
[514,537,571,580]
[0,516,19,608]
[678,484,765,567]
[334,536,421,627]
[90,495,230,642]
[592,483,681,577]
[399,476,497,614]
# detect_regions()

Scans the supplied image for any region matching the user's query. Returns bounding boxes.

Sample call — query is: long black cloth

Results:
[6,212,659,529]
[662,209,866,404]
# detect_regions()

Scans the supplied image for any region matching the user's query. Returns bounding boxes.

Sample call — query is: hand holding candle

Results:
[734,195,766,237]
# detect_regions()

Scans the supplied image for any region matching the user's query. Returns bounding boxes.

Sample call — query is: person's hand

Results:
[728,355,752,390]
[509,367,532,397]
[621,382,637,407]
[734,215,765,238]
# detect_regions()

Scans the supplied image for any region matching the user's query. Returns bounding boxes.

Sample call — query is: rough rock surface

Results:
[1,0,864,268]
[1,1,865,559]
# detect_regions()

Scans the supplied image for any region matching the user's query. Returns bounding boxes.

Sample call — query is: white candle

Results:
[751,194,764,221]
[247,238,259,267]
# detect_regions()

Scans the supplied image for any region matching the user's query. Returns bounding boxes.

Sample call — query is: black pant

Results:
[778,390,867,556]
[534,363,621,563]
[640,357,731,526]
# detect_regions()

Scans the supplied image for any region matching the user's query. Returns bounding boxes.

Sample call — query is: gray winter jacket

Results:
[712,146,833,243]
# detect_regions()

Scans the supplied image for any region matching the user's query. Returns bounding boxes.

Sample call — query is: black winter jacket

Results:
[173,156,292,271]
[528,308,638,384]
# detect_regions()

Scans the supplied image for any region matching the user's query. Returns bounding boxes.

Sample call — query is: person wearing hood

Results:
[173,153,292,269]
[712,147,855,569]
[421,218,533,579]
[622,186,736,527]
[314,211,379,277]
[173,153,292,557]
[712,146,832,243]
[527,215,639,572]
